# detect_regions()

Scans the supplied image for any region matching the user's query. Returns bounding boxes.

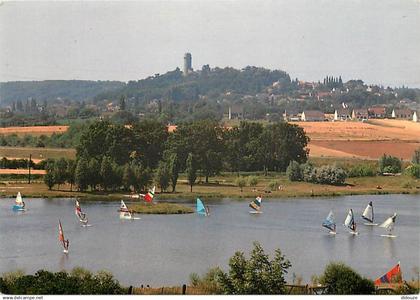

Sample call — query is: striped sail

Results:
[344,209,356,231]
[144,186,155,203]
[362,201,374,223]
[379,213,397,232]
[249,196,262,212]
[196,198,207,216]
[322,210,336,232]
[58,220,65,242]
[15,192,23,205]
[75,200,87,223]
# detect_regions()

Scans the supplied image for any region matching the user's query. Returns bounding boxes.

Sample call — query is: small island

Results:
[129,202,194,215]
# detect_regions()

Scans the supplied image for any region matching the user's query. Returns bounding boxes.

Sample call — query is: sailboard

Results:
[12,192,26,211]
[143,186,155,203]
[196,197,209,216]
[249,196,262,214]
[343,209,358,235]
[58,220,69,253]
[374,262,402,286]
[119,200,140,220]
[322,210,336,234]
[379,213,397,238]
[361,201,378,226]
[75,200,90,227]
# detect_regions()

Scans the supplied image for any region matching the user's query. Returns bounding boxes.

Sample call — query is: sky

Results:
[0,0,419,87]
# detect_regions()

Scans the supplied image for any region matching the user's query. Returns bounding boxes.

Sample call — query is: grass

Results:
[0,146,76,160]
[129,202,194,214]
[1,172,418,202]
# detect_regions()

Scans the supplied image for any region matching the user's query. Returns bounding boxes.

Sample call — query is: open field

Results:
[0,146,76,161]
[0,125,69,136]
[292,120,420,160]
[0,169,46,175]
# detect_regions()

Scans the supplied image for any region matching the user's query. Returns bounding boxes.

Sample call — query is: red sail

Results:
[374,263,402,286]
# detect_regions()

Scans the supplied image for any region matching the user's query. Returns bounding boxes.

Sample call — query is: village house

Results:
[334,108,351,121]
[283,109,301,122]
[301,110,325,122]
[351,108,369,121]
[368,106,387,118]
[391,108,412,119]
[228,104,244,120]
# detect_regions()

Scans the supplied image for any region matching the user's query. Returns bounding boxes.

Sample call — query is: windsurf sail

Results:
[379,213,397,232]
[75,200,88,224]
[362,201,374,223]
[120,200,129,212]
[322,210,336,232]
[15,192,23,205]
[119,200,133,219]
[374,262,402,286]
[144,186,155,203]
[58,220,69,252]
[249,196,262,212]
[196,198,207,216]
[344,209,356,232]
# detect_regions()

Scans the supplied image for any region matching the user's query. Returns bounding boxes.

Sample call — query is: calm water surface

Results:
[0,194,419,286]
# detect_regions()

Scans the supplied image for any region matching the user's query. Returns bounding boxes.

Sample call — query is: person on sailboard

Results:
[22,201,25,209]
[64,239,69,251]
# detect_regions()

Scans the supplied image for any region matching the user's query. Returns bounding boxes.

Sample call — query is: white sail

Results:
[362,202,373,223]
[379,213,397,231]
[120,200,128,211]
[15,192,23,205]
[344,210,353,227]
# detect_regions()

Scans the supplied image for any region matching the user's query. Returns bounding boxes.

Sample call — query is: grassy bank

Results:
[0,172,418,201]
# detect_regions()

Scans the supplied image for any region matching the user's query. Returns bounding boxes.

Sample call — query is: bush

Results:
[286,160,302,181]
[405,164,420,179]
[412,148,420,164]
[189,267,223,294]
[302,163,316,183]
[315,165,347,185]
[267,180,280,191]
[0,268,125,295]
[247,176,259,188]
[235,176,247,192]
[217,241,291,294]
[379,154,402,174]
[319,262,375,295]
[347,164,376,177]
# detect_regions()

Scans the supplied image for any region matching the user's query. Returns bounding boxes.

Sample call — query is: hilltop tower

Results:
[183,53,192,75]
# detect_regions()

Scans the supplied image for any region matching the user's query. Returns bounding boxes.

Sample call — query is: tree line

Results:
[44,119,309,192]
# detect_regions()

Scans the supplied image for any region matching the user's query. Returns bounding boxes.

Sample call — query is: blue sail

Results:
[322,210,336,232]
[196,198,206,215]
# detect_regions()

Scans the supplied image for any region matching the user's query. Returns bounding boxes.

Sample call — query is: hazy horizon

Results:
[1,0,419,88]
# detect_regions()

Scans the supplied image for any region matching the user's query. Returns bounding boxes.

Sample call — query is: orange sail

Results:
[58,220,65,242]
[374,262,402,286]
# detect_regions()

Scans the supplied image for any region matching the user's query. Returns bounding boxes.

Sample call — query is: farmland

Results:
[293,119,420,160]
[0,125,69,136]
[0,146,76,161]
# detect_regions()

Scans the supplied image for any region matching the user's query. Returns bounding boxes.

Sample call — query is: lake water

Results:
[0,194,419,286]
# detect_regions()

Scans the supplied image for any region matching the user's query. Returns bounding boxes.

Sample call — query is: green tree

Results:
[286,160,303,181]
[87,159,101,191]
[44,168,55,190]
[66,159,76,191]
[100,156,114,191]
[155,161,170,192]
[75,157,89,192]
[248,176,259,188]
[217,241,291,294]
[53,158,67,190]
[122,163,135,191]
[186,153,197,192]
[167,152,180,192]
[319,262,375,295]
